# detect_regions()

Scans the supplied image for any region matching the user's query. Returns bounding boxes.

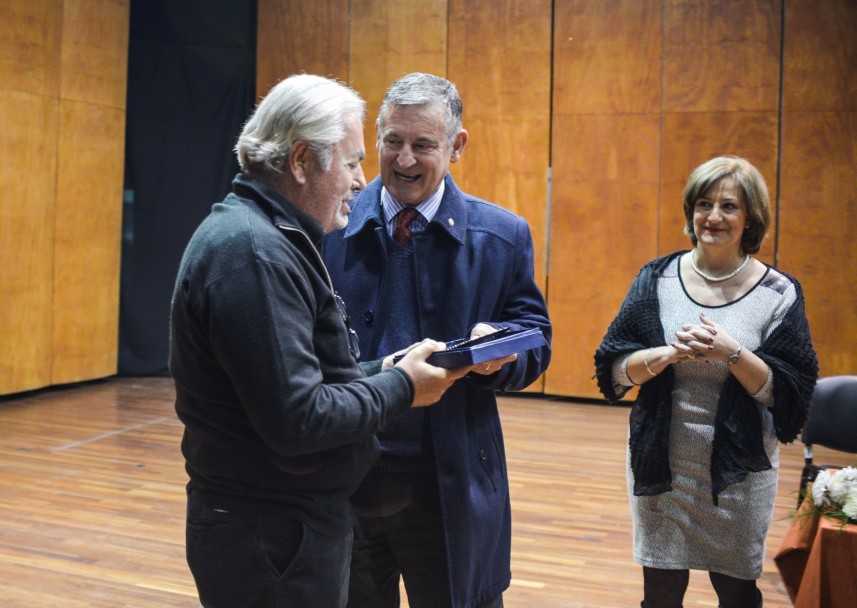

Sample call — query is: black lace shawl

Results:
[593,252,818,504]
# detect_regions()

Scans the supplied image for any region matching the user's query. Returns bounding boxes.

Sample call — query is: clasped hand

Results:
[671,312,739,364]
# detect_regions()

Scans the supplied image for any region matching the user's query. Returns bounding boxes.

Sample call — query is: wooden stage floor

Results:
[0,377,844,607]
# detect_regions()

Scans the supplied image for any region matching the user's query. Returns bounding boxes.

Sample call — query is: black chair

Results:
[797,375,857,507]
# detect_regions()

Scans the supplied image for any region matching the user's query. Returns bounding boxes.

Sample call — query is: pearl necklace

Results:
[690,251,750,282]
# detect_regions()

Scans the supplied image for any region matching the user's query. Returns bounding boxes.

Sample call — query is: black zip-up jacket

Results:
[169,173,413,535]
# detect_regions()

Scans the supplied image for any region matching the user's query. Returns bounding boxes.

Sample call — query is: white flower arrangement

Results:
[810,466,857,526]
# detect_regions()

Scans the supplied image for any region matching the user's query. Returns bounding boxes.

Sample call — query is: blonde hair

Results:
[682,156,772,254]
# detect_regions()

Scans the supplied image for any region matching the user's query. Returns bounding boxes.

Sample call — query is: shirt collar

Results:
[380,180,445,229]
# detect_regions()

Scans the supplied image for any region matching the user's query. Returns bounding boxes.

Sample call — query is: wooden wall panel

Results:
[546,0,662,398]
[779,0,857,376]
[658,111,779,262]
[447,0,552,286]
[0,0,61,394]
[52,100,125,384]
[0,0,61,97]
[0,0,128,396]
[553,0,662,115]
[546,115,661,397]
[663,0,781,113]
[50,0,128,386]
[349,0,448,182]
[780,0,857,112]
[60,0,128,108]
[778,112,857,375]
[0,91,58,394]
[256,0,350,98]
[447,0,552,391]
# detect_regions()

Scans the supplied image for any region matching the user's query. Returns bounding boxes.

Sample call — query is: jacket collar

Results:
[343,174,466,245]
[232,172,325,246]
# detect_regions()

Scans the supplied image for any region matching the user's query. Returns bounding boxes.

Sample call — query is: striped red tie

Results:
[393,208,420,246]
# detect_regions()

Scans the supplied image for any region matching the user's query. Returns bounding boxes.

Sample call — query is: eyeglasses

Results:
[333,292,361,361]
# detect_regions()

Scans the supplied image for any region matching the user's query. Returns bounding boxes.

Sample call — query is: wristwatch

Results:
[727,345,743,367]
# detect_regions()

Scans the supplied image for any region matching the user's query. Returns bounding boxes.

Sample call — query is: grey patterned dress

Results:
[613,257,796,579]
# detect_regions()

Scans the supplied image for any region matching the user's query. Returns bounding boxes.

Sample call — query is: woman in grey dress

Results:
[594,156,818,608]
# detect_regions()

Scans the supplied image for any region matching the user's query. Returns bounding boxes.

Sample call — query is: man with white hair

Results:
[170,74,469,608]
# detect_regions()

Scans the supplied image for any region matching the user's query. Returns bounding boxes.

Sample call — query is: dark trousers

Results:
[185,483,352,608]
[348,469,503,608]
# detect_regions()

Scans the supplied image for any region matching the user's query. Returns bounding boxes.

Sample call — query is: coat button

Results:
[479,449,488,460]
[364,311,374,324]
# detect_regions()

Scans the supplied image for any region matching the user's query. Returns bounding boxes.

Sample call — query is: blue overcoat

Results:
[322,174,552,607]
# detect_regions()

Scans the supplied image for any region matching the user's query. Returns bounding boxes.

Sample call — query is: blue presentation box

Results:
[425,327,547,368]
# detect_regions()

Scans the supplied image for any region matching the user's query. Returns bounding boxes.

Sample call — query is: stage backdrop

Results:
[119,0,257,375]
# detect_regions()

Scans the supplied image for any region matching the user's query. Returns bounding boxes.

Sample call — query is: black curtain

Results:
[119,0,257,375]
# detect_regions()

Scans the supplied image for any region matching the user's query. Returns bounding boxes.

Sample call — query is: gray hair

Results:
[236,74,366,177]
[377,73,463,144]
[682,155,772,254]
